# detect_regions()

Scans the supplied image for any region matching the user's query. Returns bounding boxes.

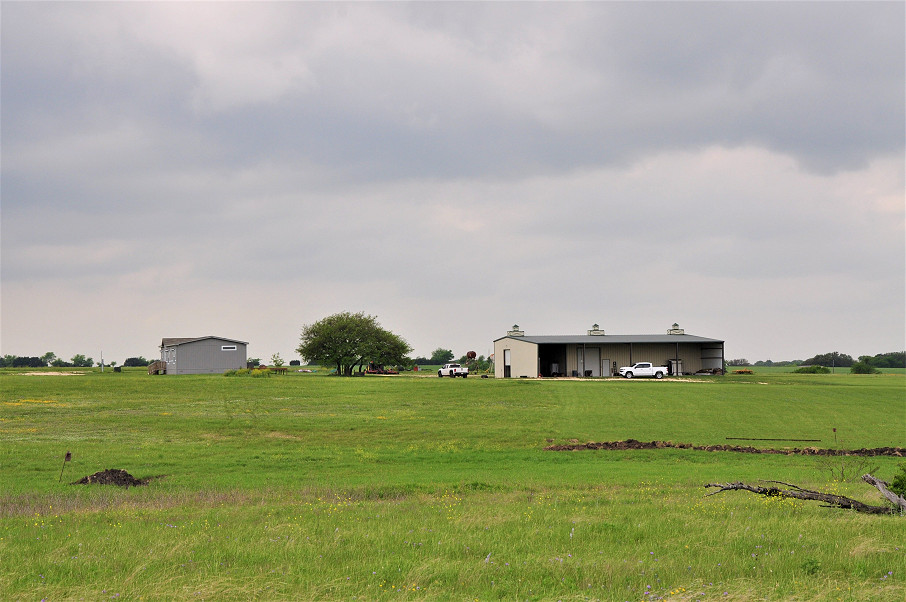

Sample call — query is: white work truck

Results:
[438,363,469,378]
[619,362,667,379]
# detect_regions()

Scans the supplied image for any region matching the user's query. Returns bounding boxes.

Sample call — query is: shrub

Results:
[890,464,906,499]
[223,369,252,377]
[793,365,830,374]
[849,361,879,374]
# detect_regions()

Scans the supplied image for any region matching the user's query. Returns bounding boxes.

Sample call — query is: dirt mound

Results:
[544,439,906,457]
[73,469,149,487]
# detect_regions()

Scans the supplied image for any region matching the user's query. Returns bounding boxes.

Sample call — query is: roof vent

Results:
[507,324,525,337]
[588,323,605,336]
[667,323,685,335]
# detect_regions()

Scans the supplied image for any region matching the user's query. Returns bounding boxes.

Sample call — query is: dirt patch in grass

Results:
[72,469,151,487]
[545,439,906,457]
[21,371,86,376]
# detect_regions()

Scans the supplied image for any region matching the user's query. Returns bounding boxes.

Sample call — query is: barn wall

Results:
[168,339,247,374]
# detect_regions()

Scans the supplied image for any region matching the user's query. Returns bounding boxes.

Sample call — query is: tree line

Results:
[727,351,904,370]
[0,353,151,368]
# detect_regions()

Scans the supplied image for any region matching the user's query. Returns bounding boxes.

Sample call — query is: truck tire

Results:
[462,373,468,378]
[438,371,443,377]
[624,371,633,379]
[655,371,664,379]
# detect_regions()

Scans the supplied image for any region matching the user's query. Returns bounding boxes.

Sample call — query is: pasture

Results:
[1,369,904,600]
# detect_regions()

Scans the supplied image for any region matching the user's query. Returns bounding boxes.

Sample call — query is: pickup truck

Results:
[619,362,667,379]
[438,363,469,378]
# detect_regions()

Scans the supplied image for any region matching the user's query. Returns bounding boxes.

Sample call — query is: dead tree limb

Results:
[862,474,906,512]
[704,476,904,515]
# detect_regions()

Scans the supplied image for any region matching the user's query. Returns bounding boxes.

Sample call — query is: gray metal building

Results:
[493,324,724,378]
[159,336,248,374]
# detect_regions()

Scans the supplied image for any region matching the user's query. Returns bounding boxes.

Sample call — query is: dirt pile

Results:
[73,469,149,487]
[544,439,905,457]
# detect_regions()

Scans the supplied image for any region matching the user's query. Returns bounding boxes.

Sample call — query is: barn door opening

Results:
[503,349,511,378]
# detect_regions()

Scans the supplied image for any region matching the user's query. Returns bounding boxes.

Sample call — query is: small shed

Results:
[159,336,248,374]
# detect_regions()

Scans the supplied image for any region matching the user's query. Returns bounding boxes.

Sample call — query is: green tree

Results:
[40,352,58,367]
[70,354,93,368]
[296,311,412,376]
[802,352,854,368]
[430,348,454,364]
[123,357,150,367]
[850,361,879,374]
[271,353,285,367]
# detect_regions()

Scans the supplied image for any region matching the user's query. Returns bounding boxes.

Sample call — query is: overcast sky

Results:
[2,2,904,365]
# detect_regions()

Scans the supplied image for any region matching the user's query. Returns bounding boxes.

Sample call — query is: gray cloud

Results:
[2,1,903,363]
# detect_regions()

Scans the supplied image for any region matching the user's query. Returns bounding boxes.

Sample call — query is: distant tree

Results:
[726,358,750,366]
[430,348,454,364]
[271,353,285,367]
[123,357,150,367]
[13,356,44,368]
[802,352,854,368]
[859,351,905,368]
[51,358,72,368]
[296,311,412,376]
[850,361,879,374]
[40,352,58,367]
[70,354,94,368]
[0,355,16,367]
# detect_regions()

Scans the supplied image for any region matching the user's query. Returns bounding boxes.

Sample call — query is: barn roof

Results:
[160,336,249,348]
[493,334,723,345]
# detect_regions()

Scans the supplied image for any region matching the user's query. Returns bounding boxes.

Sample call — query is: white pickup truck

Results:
[619,362,667,379]
[438,363,469,378]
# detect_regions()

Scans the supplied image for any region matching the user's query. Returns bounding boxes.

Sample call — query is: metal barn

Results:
[493,324,724,378]
[159,336,248,374]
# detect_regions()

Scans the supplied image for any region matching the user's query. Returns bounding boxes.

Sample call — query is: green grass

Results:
[1,369,904,600]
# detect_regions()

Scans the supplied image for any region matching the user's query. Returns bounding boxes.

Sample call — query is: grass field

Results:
[1,369,904,601]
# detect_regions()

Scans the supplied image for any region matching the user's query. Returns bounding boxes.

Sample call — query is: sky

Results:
[2,1,904,365]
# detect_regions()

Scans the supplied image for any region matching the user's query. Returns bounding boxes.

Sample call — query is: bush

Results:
[890,464,906,499]
[123,357,150,367]
[793,365,831,374]
[850,361,879,374]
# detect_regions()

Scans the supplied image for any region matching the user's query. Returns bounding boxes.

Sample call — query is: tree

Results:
[271,353,285,367]
[41,352,58,367]
[850,361,879,374]
[726,358,750,366]
[296,311,412,376]
[70,354,93,368]
[801,352,854,368]
[123,357,150,367]
[430,348,454,364]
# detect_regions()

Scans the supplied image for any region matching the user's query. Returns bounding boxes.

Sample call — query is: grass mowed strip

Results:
[1,370,904,600]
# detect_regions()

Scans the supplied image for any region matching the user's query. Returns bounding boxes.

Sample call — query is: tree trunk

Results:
[704,475,904,515]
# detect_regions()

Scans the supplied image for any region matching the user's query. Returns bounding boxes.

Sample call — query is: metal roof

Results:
[160,336,249,348]
[493,334,724,345]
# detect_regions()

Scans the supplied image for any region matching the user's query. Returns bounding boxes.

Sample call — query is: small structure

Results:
[494,323,724,378]
[159,336,248,375]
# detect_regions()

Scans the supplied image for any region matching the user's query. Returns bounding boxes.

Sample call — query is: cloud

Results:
[1,2,903,363]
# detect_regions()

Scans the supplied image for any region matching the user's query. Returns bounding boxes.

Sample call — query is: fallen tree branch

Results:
[704,475,904,515]
[862,474,906,512]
